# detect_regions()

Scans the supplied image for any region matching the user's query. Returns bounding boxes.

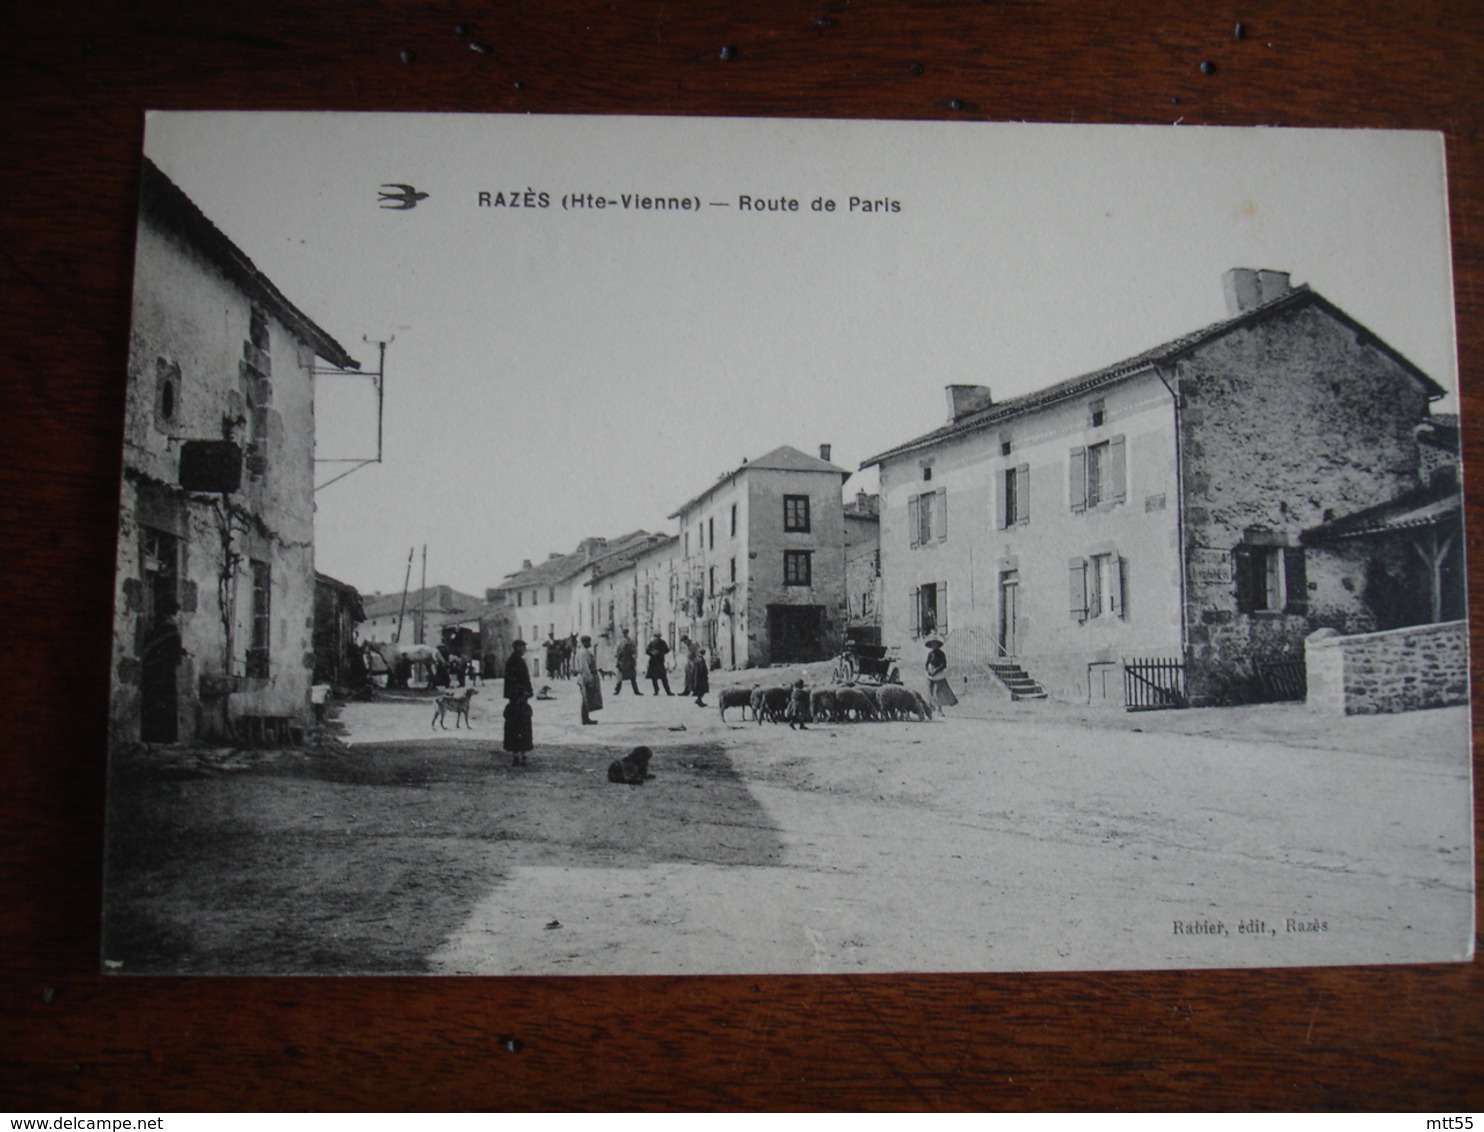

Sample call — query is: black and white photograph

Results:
[101,111,1473,975]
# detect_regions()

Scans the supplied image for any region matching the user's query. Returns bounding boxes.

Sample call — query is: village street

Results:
[102,671,1472,976]
[366,672,1472,976]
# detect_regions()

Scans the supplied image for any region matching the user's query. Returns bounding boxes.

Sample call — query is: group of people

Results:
[500,629,957,767]
[499,629,716,764]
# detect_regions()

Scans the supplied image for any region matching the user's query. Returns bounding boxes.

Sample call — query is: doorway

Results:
[999,569,1021,658]
[767,604,825,663]
[140,527,181,743]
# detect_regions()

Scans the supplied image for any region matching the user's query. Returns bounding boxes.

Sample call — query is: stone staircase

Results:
[984,660,1048,701]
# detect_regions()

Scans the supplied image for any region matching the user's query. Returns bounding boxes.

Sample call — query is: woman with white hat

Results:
[923,637,958,714]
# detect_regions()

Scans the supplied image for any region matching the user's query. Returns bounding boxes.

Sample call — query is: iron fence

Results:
[1123,657,1188,711]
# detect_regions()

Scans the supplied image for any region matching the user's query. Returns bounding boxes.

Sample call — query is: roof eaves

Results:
[140,158,360,371]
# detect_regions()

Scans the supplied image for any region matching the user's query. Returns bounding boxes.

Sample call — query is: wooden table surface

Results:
[2,0,1480,1111]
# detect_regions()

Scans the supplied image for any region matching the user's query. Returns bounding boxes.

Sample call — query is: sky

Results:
[141,113,1459,599]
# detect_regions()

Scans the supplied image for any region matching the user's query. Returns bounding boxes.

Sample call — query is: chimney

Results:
[946,384,993,422]
[1223,268,1291,315]
[521,559,532,570]
[819,443,832,463]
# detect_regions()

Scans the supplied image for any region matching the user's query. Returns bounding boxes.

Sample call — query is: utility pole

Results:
[393,547,413,645]
[418,544,427,645]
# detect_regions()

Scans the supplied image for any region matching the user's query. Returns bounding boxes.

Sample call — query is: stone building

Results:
[668,445,850,667]
[312,573,366,689]
[359,584,483,648]
[863,269,1449,706]
[481,532,659,674]
[111,158,359,745]
[843,491,882,643]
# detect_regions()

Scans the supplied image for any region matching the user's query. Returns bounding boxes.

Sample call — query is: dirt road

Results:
[101,676,1473,975]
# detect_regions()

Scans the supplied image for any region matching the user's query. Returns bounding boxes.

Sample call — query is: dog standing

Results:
[431,686,477,729]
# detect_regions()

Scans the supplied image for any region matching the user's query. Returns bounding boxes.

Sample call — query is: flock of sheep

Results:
[717,680,935,727]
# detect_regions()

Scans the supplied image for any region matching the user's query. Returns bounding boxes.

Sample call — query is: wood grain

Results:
[2,0,1479,1110]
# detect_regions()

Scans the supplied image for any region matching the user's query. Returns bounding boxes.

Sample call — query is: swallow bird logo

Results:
[379,183,429,210]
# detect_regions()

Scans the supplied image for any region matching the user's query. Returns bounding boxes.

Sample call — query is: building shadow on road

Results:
[102,740,779,974]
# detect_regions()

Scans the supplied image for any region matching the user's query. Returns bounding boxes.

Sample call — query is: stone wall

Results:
[1305,620,1469,714]
[1178,300,1434,704]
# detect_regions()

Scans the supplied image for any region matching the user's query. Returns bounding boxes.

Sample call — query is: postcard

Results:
[102,112,1472,974]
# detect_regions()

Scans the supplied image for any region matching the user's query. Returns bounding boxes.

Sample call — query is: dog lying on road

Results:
[431,686,477,729]
[607,745,653,785]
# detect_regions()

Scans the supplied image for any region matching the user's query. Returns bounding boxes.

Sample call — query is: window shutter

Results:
[1069,558,1088,622]
[1111,556,1125,618]
[1017,464,1030,524]
[1069,447,1087,512]
[1232,546,1256,613]
[1283,548,1308,614]
[940,580,948,630]
[1110,435,1127,504]
[936,487,948,541]
[908,494,920,548]
[910,586,921,637]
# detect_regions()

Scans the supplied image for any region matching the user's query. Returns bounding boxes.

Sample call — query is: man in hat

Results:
[575,634,603,725]
[924,636,958,714]
[645,631,674,695]
[613,628,642,695]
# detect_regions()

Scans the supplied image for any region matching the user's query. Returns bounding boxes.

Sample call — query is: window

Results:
[1089,398,1106,428]
[246,560,271,677]
[1000,433,1012,457]
[154,357,180,428]
[1234,545,1307,614]
[532,589,538,606]
[684,531,689,557]
[784,495,811,532]
[1069,553,1124,622]
[709,517,715,548]
[729,557,736,583]
[730,504,737,538]
[910,581,948,637]
[784,550,812,586]
[517,592,523,607]
[909,488,947,547]
[1002,464,1030,527]
[548,586,555,603]
[709,565,716,595]
[1069,436,1126,512]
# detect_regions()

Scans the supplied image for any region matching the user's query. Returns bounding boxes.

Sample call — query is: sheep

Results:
[718,686,754,721]
[833,686,878,722]
[915,690,937,719]
[879,684,930,721]
[809,687,839,724]
[751,685,792,723]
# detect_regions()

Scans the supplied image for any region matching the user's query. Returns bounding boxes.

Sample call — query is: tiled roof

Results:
[140,159,359,370]
[668,445,850,518]
[494,530,656,591]
[862,286,1446,468]
[362,585,483,619]
[1301,482,1461,543]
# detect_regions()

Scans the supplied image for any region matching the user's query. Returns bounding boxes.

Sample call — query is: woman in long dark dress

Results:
[687,640,709,707]
[503,639,534,765]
